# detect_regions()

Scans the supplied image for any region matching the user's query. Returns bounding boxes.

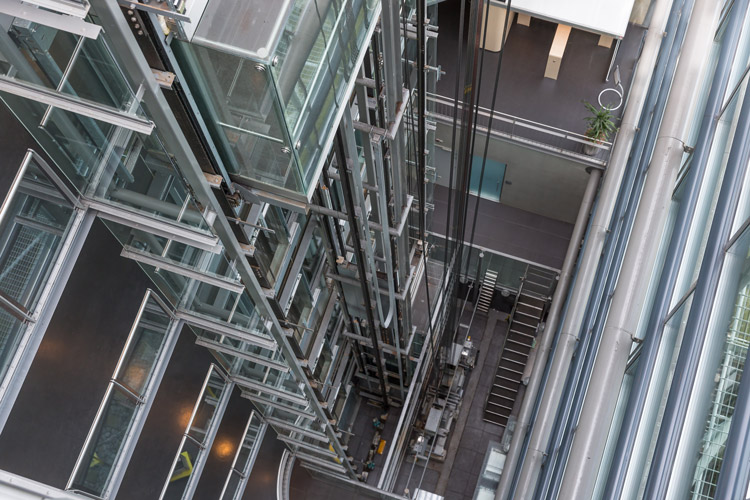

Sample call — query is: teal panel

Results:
[469,156,505,202]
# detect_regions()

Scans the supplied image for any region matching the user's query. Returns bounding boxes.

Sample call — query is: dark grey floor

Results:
[431,184,572,270]
[392,309,509,499]
[436,1,645,134]
[244,430,286,500]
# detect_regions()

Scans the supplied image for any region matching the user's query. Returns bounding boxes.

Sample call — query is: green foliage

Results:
[583,101,616,142]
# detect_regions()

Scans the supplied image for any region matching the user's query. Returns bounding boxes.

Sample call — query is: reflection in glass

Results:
[70,388,138,496]
[0,154,76,383]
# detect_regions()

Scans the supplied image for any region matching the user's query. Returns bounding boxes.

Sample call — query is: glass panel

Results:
[0,308,25,384]
[187,370,228,444]
[115,297,172,396]
[271,0,379,188]
[690,228,750,499]
[251,206,296,287]
[0,159,75,312]
[163,437,202,500]
[70,387,138,496]
[1,23,137,111]
[171,42,302,194]
[221,471,242,499]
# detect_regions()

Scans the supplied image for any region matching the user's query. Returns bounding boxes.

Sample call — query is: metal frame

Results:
[67,289,182,499]
[88,199,221,254]
[0,75,153,134]
[121,246,245,294]
[21,0,90,18]
[0,0,100,38]
[218,412,267,500]
[177,309,277,351]
[159,364,234,500]
[194,336,289,373]
[0,148,94,433]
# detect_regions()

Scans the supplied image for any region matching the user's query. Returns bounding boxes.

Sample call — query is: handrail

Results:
[426,92,613,162]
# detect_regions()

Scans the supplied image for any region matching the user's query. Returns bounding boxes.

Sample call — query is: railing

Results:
[426,92,612,166]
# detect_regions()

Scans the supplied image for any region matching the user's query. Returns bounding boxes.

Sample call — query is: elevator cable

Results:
[462,0,514,285]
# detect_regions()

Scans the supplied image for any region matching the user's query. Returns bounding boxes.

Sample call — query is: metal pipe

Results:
[643,43,750,500]
[534,0,705,495]
[506,0,676,495]
[601,0,750,496]
[494,167,600,500]
[558,0,730,497]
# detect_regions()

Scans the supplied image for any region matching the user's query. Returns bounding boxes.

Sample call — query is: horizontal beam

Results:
[0,0,99,38]
[21,0,90,18]
[177,309,277,351]
[121,246,245,293]
[87,199,222,254]
[240,391,316,421]
[194,336,289,373]
[231,375,309,407]
[0,75,153,134]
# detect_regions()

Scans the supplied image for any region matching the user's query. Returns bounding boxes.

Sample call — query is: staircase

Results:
[477,270,498,313]
[483,266,557,426]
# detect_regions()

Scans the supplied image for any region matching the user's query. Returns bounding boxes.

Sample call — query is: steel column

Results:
[507,0,678,494]
[643,48,750,500]
[559,0,730,497]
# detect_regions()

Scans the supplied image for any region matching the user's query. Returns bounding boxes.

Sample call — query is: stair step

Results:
[506,337,533,349]
[516,302,543,316]
[496,374,522,385]
[513,319,539,331]
[508,329,535,340]
[519,294,546,308]
[491,386,518,399]
[515,310,541,322]
[497,365,524,376]
[486,400,513,412]
[500,357,526,367]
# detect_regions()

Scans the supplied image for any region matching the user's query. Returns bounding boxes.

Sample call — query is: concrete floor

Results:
[436,1,644,134]
[431,184,573,270]
[391,309,510,500]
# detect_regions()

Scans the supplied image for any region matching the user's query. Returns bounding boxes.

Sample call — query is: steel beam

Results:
[0,0,99,38]
[0,75,153,134]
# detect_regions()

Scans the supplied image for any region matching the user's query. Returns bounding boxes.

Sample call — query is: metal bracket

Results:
[116,0,190,22]
[0,0,100,38]
[151,68,176,89]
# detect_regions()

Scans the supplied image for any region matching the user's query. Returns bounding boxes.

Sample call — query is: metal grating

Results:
[691,285,750,500]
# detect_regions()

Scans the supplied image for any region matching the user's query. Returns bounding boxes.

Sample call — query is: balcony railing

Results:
[426,92,612,167]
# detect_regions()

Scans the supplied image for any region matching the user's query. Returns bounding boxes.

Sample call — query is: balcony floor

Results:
[436,1,645,135]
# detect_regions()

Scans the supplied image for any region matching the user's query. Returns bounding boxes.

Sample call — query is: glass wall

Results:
[172,0,380,199]
[69,291,177,498]
[0,153,77,383]
[689,225,750,499]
